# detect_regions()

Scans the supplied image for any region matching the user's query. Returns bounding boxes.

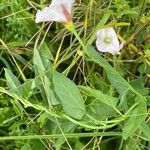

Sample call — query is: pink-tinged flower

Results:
[96,28,123,55]
[35,0,75,24]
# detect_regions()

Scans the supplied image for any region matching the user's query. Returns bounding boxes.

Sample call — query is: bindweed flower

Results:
[35,0,75,24]
[96,28,123,55]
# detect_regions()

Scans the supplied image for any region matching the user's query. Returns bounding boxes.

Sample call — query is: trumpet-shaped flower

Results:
[35,0,75,24]
[96,28,123,55]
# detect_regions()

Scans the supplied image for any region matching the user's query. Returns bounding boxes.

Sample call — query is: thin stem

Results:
[65,21,86,51]
[53,33,66,70]
[0,132,121,141]
[72,29,86,51]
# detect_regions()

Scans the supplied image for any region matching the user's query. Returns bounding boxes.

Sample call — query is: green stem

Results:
[53,36,65,70]
[65,21,86,52]
[72,30,86,52]
[62,22,86,74]
[0,132,121,141]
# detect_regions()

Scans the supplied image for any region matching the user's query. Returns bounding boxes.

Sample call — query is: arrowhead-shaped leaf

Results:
[52,71,85,120]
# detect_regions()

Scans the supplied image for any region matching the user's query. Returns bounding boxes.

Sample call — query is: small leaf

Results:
[33,48,51,74]
[37,112,48,128]
[86,100,116,121]
[122,100,147,139]
[31,140,46,150]
[140,122,150,141]
[22,79,36,98]
[52,71,85,120]
[11,99,24,118]
[4,68,23,96]
[39,42,54,61]
[20,144,32,150]
[33,48,45,72]
[43,75,60,105]
[130,77,149,96]
[80,86,117,108]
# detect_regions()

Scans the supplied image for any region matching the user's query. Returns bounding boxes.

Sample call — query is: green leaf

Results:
[20,144,32,150]
[4,68,23,96]
[21,79,36,98]
[122,100,146,139]
[31,140,46,150]
[37,112,48,128]
[33,48,45,72]
[80,86,118,108]
[86,100,116,121]
[52,71,85,120]
[33,47,54,105]
[43,74,60,106]
[38,42,54,61]
[130,77,149,96]
[11,99,24,118]
[140,122,150,141]
[33,48,51,74]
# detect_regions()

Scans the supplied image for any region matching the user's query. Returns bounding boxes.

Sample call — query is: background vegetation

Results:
[0,0,150,149]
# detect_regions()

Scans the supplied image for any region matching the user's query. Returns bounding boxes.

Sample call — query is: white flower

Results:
[35,0,75,24]
[96,28,123,55]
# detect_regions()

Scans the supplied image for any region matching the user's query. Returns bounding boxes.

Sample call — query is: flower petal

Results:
[96,27,123,55]
[62,0,75,14]
[105,28,117,38]
[51,0,62,6]
[35,5,66,23]
[35,0,75,23]
[51,0,75,14]
[96,29,106,40]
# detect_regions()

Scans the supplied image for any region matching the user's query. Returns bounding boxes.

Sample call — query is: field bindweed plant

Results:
[0,0,150,149]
